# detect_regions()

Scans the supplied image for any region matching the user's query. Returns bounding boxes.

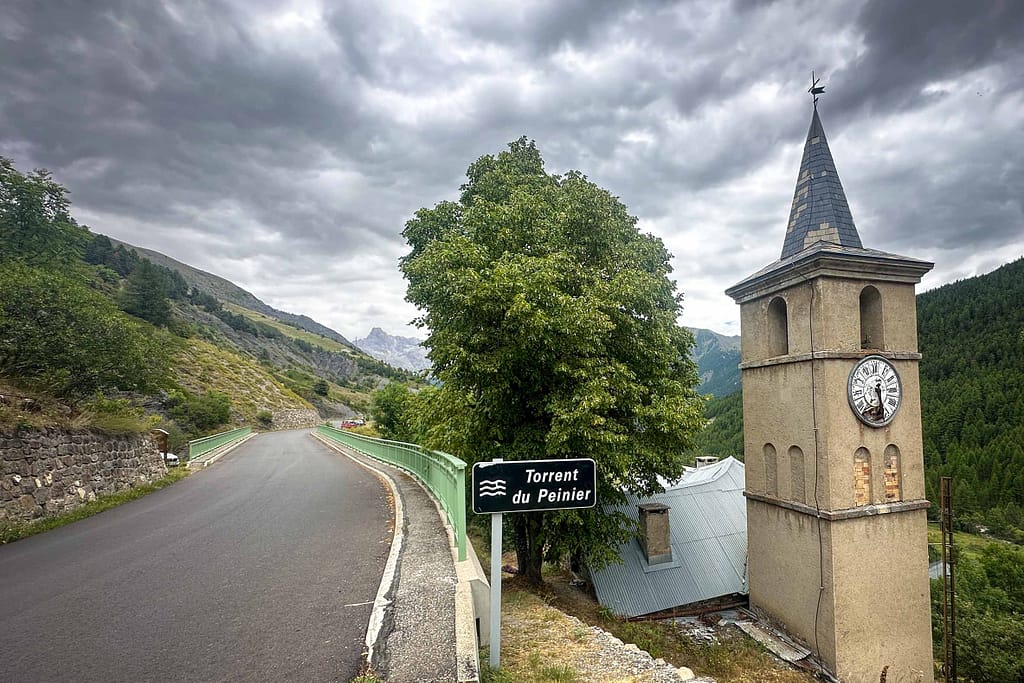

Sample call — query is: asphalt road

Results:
[0,430,392,682]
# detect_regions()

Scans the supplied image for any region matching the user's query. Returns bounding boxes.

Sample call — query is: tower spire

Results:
[780,90,863,259]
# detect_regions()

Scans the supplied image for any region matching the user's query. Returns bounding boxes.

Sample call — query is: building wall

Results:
[819,360,927,506]
[747,498,836,664]
[271,409,321,430]
[739,277,920,362]
[741,362,822,505]
[831,510,933,683]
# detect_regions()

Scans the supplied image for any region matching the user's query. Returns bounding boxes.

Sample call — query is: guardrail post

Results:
[455,464,467,562]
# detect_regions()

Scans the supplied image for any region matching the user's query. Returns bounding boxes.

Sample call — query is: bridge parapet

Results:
[315,425,467,562]
[187,427,252,463]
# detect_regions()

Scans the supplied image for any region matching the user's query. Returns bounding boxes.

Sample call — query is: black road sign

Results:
[472,458,597,514]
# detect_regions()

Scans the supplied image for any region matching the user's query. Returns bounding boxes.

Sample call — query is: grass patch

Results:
[470,526,815,683]
[349,671,385,683]
[564,589,810,682]
[617,619,668,659]
[0,382,157,434]
[1,467,190,544]
[348,424,381,438]
[79,412,155,433]
[927,521,1006,553]
[73,393,159,434]
[0,404,56,432]
[0,380,72,431]
[480,587,583,683]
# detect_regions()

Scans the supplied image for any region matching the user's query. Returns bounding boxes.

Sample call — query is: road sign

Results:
[473,457,599,668]
[472,458,597,514]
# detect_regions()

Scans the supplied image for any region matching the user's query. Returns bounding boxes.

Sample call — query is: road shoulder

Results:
[312,434,460,682]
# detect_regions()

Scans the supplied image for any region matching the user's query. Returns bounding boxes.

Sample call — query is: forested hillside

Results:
[0,157,414,451]
[688,391,742,457]
[918,257,1024,541]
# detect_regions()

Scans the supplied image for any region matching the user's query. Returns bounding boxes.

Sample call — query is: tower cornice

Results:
[726,242,933,303]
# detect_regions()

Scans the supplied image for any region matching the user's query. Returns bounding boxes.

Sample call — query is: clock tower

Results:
[726,101,934,682]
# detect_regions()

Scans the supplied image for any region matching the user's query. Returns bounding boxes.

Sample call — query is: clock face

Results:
[848,355,902,427]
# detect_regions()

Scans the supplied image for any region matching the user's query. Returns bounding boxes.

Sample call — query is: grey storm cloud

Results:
[1,0,1021,338]
[833,0,1024,116]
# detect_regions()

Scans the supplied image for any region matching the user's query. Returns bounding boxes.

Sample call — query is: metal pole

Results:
[940,476,956,683]
[489,510,503,669]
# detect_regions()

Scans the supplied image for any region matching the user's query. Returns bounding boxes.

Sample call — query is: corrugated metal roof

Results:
[591,457,747,618]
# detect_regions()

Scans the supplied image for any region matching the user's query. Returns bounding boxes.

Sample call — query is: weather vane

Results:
[809,71,825,108]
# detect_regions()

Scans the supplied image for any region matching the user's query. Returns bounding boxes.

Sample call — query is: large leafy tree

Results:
[400,138,705,583]
[0,156,89,266]
[371,382,415,441]
[0,158,172,397]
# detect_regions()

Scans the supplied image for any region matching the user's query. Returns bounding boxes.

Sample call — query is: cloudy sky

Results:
[2,1,1022,341]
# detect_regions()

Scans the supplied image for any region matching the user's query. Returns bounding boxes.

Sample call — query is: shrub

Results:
[370,382,413,441]
[167,390,232,433]
[0,264,173,397]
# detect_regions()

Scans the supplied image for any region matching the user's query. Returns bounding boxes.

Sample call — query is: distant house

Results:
[590,457,747,619]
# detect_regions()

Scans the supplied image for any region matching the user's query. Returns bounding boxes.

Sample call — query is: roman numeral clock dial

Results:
[847,355,902,427]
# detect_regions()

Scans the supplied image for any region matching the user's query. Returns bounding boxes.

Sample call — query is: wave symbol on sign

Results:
[478,479,507,497]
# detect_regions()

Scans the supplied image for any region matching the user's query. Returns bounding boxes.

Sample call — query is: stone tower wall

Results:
[733,262,934,683]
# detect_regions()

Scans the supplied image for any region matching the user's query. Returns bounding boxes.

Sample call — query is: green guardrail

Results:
[188,426,253,461]
[316,425,467,561]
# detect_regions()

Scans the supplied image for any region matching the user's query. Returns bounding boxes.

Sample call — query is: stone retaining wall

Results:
[271,409,321,430]
[0,428,166,524]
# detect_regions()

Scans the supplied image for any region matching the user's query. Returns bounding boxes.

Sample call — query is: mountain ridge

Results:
[353,327,430,372]
[97,237,419,419]
[114,237,744,394]
[686,327,741,398]
[352,324,742,396]
[109,238,358,351]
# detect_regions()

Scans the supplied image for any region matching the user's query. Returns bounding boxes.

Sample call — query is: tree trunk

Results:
[513,512,545,586]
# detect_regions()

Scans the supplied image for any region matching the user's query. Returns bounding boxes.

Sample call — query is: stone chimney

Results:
[638,503,672,565]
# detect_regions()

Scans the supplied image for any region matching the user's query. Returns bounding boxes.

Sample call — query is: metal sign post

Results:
[472,457,597,669]
[489,508,502,669]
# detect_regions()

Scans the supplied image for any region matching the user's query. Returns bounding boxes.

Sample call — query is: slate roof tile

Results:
[780,108,863,259]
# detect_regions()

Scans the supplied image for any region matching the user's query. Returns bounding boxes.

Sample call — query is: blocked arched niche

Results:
[860,285,884,350]
[789,446,805,504]
[767,297,789,356]
[854,447,872,506]
[884,444,902,501]
[764,443,778,497]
